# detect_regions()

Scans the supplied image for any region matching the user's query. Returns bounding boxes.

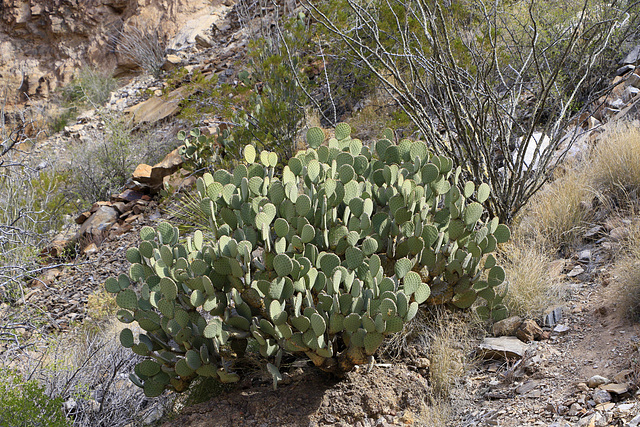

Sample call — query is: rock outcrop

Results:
[0,0,221,112]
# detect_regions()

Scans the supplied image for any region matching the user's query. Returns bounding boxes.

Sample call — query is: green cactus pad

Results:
[273,254,293,277]
[137,360,161,377]
[175,359,194,377]
[345,247,364,270]
[488,265,506,287]
[140,226,156,241]
[452,289,477,308]
[291,315,311,332]
[307,127,325,148]
[307,159,321,182]
[329,312,345,333]
[296,194,312,216]
[335,123,351,140]
[203,318,223,339]
[310,313,327,336]
[126,247,142,264]
[105,277,120,294]
[364,332,384,355]
[463,202,484,226]
[402,271,421,296]
[406,302,419,322]
[361,315,376,333]
[185,350,202,370]
[143,379,164,398]
[160,277,178,300]
[116,289,138,311]
[319,253,340,275]
[244,144,256,163]
[385,316,404,333]
[361,237,378,256]
[380,298,397,321]
[274,218,289,238]
[157,222,175,244]
[119,328,134,348]
[269,300,288,325]
[414,283,431,304]
[344,313,361,332]
[493,224,511,243]
[227,316,251,331]
[157,298,174,318]
[394,258,413,279]
[477,182,490,203]
[484,254,497,270]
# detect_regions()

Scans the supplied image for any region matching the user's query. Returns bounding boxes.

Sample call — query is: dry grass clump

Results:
[426,311,476,399]
[500,240,563,319]
[609,218,640,320]
[516,166,593,251]
[590,122,640,205]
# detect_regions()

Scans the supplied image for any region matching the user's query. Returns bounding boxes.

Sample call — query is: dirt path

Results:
[452,267,640,426]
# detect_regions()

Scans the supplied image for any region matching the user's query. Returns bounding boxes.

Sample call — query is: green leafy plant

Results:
[107,123,509,397]
[0,368,70,427]
[178,128,220,173]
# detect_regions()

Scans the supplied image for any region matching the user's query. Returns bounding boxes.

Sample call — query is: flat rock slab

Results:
[478,337,528,360]
[126,86,189,124]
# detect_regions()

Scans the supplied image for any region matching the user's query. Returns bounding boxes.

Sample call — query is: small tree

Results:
[306,0,639,222]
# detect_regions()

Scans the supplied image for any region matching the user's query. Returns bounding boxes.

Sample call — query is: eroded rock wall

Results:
[0,0,220,110]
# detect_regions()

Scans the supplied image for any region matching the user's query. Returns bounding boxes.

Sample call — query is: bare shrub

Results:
[61,68,118,109]
[68,113,179,205]
[111,25,165,78]
[0,106,76,300]
[306,0,639,222]
[609,217,640,320]
[25,323,170,427]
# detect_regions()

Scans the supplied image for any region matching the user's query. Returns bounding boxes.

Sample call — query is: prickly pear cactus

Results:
[108,123,509,396]
[178,128,219,172]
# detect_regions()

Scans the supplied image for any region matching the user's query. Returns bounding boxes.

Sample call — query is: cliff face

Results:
[0,0,220,109]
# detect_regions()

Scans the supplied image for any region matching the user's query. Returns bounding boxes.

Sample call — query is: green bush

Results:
[61,67,117,108]
[0,368,70,427]
[107,123,509,397]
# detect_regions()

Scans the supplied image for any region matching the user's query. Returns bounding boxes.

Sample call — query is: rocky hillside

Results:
[0,0,223,111]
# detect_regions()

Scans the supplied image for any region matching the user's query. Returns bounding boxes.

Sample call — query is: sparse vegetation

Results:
[0,368,70,427]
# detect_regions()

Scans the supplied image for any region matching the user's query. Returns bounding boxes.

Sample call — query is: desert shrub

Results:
[107,123,509,397]
[26,325,167,427]
[61,68,117,109]
[68,113,178,205]
[0,368,70,427]
[307,0,640,222]
[0,131,74,300]
[610,218,640,320]
[111,26,165,78]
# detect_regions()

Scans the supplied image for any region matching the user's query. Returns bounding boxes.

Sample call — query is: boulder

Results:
[492,316,522,337]
[478,337,528,360]
[516,319,544,342]
[621,44,640,65]
[76,206,118,243]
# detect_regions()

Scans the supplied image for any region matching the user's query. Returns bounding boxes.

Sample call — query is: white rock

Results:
[514,132,550,171]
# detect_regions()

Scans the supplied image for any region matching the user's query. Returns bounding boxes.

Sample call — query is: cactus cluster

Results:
[178,128,219,172]
[108,123,509,396]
